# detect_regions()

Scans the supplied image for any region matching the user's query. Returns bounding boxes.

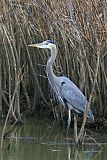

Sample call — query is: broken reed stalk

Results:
[77,42,101,144]
[0,74,25,148]
[1,85,18,148]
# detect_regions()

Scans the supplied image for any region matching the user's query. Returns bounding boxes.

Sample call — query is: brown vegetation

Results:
[0,0,107,123]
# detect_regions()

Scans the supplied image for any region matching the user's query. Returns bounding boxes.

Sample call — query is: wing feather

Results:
[59,78,87,112]
[54,76,94,122]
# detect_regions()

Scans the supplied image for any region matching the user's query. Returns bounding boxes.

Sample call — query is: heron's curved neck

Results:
[46,46,57,80]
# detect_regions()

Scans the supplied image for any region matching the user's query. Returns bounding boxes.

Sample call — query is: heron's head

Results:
[28,40,55,49]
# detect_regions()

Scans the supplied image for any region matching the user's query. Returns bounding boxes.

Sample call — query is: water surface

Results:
[0,118,107,160]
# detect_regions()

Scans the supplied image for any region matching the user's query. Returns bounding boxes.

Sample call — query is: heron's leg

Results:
[67,109,71,129]
[74,114,78,144]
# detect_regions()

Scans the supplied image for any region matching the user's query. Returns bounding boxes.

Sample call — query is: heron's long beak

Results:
[28,43,44,48]
[28,44,38,47]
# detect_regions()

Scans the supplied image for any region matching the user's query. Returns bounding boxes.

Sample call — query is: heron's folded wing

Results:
[60,82,87,112]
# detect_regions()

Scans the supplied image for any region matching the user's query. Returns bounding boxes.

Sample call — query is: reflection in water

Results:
[67,144,102,160]
[0,119,106,160]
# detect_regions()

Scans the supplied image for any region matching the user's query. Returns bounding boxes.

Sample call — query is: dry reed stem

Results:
[77,41,101,144]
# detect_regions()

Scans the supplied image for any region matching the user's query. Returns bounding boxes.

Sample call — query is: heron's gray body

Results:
[28,40,94,126]
[48,74,93,121]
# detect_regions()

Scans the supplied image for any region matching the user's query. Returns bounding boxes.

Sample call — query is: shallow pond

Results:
[0,118,107,160]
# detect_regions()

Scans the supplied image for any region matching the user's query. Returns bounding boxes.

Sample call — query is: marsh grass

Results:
[0,0,107,124]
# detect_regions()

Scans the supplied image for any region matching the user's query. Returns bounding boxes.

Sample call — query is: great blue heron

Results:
[28,40,94,128]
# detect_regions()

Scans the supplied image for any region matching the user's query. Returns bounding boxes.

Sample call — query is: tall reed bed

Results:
[0,0,107,121]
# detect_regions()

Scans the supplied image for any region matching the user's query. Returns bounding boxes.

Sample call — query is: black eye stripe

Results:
[47,40,54,44]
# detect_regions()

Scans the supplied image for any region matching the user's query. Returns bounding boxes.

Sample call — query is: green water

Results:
[0,119,107,160]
